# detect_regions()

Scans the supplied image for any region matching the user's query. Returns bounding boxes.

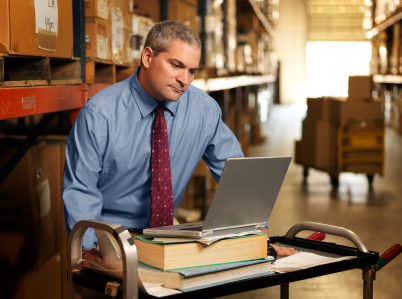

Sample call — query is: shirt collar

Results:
[130,66,179,118]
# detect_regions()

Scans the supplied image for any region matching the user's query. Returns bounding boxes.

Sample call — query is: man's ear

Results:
[141,47,154,69]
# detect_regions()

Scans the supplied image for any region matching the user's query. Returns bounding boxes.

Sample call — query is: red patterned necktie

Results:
[150,104,174,228]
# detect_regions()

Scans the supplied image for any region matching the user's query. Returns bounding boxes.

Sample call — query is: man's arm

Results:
[63,106,107,250]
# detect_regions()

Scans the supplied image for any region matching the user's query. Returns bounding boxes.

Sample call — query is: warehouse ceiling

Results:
[306,0,369,41]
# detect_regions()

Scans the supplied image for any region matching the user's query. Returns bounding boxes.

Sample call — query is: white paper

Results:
[271,252,356,273]
[83,229,182,297]
[36,179,51,219]
[152,230,264,246]
[96,230,122,264]
[112,9,124,52]
[34,0,58,35]
[97,35,108,59]
[78,259,182,297]
[97,0,109,20]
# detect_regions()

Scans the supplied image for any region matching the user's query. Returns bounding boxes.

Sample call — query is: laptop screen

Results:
[202,157,291,230]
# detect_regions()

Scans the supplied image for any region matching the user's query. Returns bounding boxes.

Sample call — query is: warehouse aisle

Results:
[222,104,402,299]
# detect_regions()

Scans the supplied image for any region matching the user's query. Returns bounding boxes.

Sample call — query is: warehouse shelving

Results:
[0,0,278,185]
[365,9,402,38]
[373,74,402,84]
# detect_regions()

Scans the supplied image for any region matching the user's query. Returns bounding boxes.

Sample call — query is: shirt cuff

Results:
[265,221,268,228]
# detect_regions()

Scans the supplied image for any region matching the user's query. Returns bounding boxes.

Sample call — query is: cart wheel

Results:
[367,174,374,188]
[330,175,339,187]
[303,167,309,182]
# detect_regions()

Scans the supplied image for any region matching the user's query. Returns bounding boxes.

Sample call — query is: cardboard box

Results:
[122,0,133,31]
[294,140,303,165]
[0,0,73,58]
[133,0,161,23]
[169,0,198,34]
[61,250,68,299]
[111,8,124,63]
[38,135,68,252]
[328,98,382,124]
[348,76,373,100]
[299,119,338,169]
[238,13,260,31]
[85,17,112,60]
[85,0,113,21]
[0,141,58,270]
[0,252,62,299]
[306,97,330,120]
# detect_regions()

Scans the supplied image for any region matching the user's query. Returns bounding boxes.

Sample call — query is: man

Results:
[62,21,295,256]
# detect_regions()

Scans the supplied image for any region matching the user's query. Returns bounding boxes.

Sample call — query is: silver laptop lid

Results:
[202,157,292,230]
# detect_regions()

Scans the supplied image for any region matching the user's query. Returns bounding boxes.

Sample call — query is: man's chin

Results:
[163,92,182,102]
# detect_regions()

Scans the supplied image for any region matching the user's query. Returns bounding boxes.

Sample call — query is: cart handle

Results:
[67,220,138,299]
[285,221,369,253]
[376,244,402,271]
[307,232,326,241]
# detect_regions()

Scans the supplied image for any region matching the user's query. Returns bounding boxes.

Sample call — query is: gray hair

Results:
[143,21,202,58]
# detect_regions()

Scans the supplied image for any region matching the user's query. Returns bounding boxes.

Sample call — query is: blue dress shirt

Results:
[62,67,244,250]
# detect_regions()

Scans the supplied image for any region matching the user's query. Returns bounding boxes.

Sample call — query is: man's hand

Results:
[82,248,104,267]
[272,244,298,256]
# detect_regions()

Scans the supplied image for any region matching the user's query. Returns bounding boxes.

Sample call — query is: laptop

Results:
[143,156,292,238]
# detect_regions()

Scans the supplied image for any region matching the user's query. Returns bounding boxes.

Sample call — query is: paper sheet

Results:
[34,0,58,35]
[79,260,182,297]
[89,230,182,297]
[271,252,356,273]
[152,230,264,245]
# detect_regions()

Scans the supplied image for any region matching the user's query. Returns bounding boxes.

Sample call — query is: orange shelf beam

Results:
[0,85,87,120]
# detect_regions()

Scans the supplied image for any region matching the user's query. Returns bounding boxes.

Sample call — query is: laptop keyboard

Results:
[177,226,203,231]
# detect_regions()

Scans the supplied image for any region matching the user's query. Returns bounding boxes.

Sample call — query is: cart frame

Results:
[68,220,380,299]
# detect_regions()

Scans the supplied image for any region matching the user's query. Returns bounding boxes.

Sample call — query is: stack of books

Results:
[81,231,274,295]
[134,234,274,291]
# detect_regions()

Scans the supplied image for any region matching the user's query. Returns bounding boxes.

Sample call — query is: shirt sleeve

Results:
[202,98,244,182]
[62,106,108,250]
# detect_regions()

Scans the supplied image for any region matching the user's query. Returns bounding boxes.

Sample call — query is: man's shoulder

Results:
[185,84,218,106]
[84,78,133,114]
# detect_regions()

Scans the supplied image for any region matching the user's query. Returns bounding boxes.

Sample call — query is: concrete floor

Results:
[221,105,402,299]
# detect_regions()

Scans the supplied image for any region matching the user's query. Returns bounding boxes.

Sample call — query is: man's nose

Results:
[176,69,189,86]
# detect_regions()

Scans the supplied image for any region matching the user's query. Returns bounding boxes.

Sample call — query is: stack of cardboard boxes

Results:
[0,0,73,58]
[295,76,383,171]
[0,137,68,299]
[85,0,134,64]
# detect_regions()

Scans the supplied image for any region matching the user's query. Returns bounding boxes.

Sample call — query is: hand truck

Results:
[300,118,385,188]
[67,220,401,299]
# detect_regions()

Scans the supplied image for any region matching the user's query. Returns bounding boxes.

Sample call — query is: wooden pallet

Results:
[86,58,140,85]
[0,54,82,88]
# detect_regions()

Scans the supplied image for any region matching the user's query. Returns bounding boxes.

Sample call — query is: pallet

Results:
[86,58,140,85]
[0,54,82,88]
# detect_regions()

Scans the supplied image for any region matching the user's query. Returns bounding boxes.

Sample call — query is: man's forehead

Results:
[164,39,201,56]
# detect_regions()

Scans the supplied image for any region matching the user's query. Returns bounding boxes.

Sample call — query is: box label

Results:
[97,35,108,59]
[97,0,109,20]
[37,179,51,219]
[112,9,124,52]
[34,0,59,36]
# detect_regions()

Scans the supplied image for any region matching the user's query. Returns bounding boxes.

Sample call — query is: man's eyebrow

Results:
[169,59,198,71]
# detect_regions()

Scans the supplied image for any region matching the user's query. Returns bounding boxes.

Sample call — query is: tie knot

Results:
[156,104,164,116]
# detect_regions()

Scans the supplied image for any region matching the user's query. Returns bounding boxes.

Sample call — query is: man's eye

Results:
[172,64,179,68]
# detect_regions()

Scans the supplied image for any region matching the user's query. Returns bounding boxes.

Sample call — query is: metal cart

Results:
[67,220,401,299]
[301,118,385,188]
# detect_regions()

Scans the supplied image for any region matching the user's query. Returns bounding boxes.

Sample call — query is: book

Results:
[138,257,274,291]
[271,252,357,273]
[134,234,267,270]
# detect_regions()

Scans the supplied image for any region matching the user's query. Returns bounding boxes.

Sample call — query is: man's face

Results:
[142,39,201,102]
